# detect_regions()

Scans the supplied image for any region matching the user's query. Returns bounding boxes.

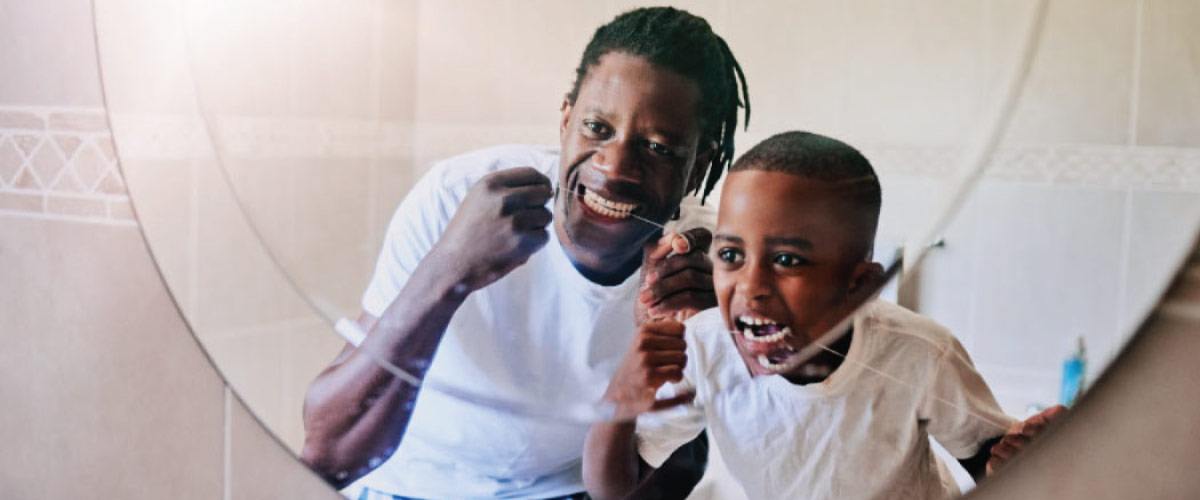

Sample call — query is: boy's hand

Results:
[433,167,553,292]
[604,320,693,421]
[637,228,715,326]
[986,404,1067,475]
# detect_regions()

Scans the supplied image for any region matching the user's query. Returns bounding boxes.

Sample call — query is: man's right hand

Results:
[434,167,554,292]
[603,320,693,421]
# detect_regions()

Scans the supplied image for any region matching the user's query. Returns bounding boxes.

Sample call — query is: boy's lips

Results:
[733,314,805,372]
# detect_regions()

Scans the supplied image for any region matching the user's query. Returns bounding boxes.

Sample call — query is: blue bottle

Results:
[1060,337,1087,407]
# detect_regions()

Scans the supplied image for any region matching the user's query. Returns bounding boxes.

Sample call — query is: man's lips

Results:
[575,185,642,221]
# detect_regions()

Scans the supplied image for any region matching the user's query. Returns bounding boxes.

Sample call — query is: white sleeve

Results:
[360,163,462,318]
[919,337,1017,458]
[634,378,707,468]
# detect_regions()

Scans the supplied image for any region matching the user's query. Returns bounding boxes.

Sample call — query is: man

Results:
[301,7,749,499]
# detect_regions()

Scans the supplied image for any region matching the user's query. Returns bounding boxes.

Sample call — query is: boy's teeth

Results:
[741,325,792,343]
[582,188,637,219]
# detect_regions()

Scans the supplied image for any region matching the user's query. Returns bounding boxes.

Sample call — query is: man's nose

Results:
[591,140,640,182]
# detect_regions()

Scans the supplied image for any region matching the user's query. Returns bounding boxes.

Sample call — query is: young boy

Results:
[584,131,1063,499]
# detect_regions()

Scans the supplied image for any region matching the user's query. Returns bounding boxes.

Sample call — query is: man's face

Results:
[713,170,875,377]
[556,52,709,283]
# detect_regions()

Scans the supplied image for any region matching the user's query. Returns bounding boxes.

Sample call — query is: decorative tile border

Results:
[0,107,134,226]
[863,143,1200,192]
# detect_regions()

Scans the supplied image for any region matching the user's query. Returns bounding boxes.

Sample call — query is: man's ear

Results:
[686,140,717,194]
[559,94,573,137]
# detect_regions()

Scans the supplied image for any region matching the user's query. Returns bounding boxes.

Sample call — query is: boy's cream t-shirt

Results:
[637,301,1015,500]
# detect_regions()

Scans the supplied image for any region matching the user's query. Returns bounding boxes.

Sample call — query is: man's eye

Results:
[716,248,742,264]
[583,120,609,136]
[774,253,808,267]
[647,141,675,157]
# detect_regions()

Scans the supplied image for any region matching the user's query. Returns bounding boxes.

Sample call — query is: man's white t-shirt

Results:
[347,144,712,499]
[637,301,1015,500]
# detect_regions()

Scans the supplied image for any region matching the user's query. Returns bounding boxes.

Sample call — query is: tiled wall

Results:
[1,0,343,496]
[7,0,1198,497]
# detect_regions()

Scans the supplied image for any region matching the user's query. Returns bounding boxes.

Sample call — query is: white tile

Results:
[969,181,1126,383]
[1119,191,1200,338]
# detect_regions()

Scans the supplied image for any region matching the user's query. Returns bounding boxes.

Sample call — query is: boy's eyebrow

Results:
[714,234,743,244]
[764,236,814,249]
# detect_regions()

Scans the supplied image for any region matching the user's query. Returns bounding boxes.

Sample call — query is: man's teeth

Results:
[738,315,777,327]
[582,188,637,219]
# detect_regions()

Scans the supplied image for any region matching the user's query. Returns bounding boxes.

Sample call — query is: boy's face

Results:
[556,52,711,282]
[713,170,879,377]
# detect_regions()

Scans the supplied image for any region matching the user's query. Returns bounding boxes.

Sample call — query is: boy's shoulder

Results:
[856,300,962,359]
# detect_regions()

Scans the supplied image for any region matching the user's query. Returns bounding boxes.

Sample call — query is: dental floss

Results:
[730,330,1012,432]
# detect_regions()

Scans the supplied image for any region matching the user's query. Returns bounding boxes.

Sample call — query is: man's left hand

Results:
[636,228,715,326]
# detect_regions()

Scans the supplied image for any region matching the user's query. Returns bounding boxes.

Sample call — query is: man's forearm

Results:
[300,252,469,487]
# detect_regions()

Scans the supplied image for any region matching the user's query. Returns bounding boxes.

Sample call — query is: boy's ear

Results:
[847,260,886,298]
[686,140,717,194]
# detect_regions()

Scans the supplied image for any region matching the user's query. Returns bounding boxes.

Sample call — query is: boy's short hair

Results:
[731,131,881,258]
[569,6,750,203]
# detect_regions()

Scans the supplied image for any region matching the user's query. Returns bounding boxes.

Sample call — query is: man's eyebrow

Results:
[714,234,743,244]
[764,236,814,249]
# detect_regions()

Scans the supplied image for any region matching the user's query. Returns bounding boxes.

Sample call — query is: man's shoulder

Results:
[427,144,560,188]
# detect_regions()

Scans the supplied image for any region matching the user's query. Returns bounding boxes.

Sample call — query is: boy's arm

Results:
[583,320,697,500]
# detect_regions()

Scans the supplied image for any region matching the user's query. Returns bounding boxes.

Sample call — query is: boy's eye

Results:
[773,253,808,268]
[716,248,743,264]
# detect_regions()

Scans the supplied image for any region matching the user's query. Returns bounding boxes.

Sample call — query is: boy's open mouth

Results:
[734,315,801,372]
[578,185,642,220]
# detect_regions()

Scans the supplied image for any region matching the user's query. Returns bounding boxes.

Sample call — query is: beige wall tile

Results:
[229,392,343,499]
[726,0,851,143]
[193,158,310,334]
[1000,0,1137,145]
[204,324,290,442]
[507,1,612,129]
[841,0,988,147]
[1135,0,1200,147]
[377,0,421,121]
[415,0,511,125]
[0,216,223,497]
[287,159,377,318]
[93,0,197,114]
[0,0,103,106]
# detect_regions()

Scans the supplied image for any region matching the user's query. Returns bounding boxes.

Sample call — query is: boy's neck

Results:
[783,327,853,386]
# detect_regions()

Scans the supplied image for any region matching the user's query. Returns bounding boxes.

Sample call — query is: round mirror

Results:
[94,0,1200,498]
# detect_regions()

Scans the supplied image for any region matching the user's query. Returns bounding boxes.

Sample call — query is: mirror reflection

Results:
[93,0,1200,499]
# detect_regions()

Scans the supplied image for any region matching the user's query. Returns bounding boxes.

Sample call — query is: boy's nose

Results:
[736,262,772,301]
[591,141,640,183]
